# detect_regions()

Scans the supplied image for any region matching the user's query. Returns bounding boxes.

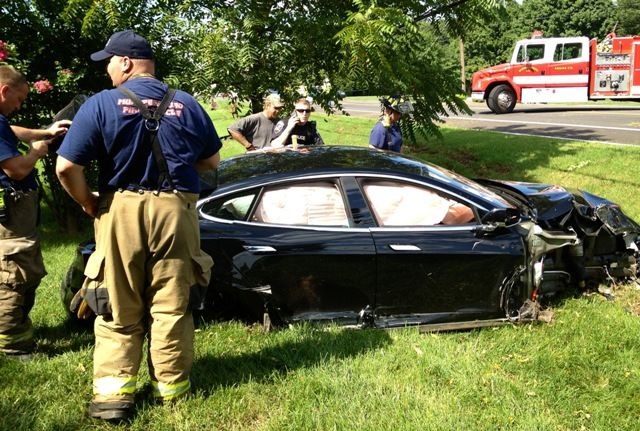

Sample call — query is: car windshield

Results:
[421,163,513,208]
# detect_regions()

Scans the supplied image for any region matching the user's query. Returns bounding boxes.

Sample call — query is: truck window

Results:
[553,43,582,61]
[516,44,545,62]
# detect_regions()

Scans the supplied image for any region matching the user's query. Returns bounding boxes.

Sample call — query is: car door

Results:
[199,178,376,325]
[360,178,525,325]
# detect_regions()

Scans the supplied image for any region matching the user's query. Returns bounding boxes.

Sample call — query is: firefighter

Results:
[0,65,70,360]
[369,96,412,153]
[56,30,221,421]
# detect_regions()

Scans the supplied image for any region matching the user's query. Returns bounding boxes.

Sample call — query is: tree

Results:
[517,0,617,39]
[461,0,521,78]
[1,0,99,232]
[172,1,355,114]
[3,0,507,230]
[334,0,503,139]
[1,0,196,232]
[183,0,503,140]
[617,0,640,36]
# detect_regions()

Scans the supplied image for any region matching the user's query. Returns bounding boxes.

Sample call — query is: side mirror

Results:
[481,208,521,227]
[475,208,521,236]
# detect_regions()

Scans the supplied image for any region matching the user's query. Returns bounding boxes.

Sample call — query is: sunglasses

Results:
[296,109,311,113]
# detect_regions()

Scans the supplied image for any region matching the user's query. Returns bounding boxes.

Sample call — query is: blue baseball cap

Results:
[90,30,154,61]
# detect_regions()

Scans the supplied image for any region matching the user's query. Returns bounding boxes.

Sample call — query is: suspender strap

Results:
[117,86,177,191]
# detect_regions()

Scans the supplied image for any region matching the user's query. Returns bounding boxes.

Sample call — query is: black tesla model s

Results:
[61,146,640,330]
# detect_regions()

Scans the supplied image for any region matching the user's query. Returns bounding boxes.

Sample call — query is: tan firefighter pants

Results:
[0,191,46,354]
[86,190,213,402]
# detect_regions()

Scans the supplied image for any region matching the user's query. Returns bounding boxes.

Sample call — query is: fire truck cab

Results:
[471,35,640,113]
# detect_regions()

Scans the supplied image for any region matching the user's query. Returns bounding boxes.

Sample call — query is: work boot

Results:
[7,352,34,362]
[2,348,36,362]
[88,400,134,421]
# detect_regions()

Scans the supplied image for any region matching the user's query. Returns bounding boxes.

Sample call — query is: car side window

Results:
[251,181,349,227]
[201,192,257,221]
[362,180,476,226]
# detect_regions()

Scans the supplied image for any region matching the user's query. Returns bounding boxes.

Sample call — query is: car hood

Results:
[478,180,640,235]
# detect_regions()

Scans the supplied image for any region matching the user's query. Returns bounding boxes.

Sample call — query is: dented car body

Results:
[62,146,640,329]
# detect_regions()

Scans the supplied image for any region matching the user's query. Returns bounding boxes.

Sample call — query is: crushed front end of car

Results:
[479,180,640,313]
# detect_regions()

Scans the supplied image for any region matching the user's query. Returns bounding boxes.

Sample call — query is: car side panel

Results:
[200,220,376,324]
[371,228,525,323]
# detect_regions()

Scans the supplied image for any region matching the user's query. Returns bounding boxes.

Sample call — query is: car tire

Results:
[487,84,516,114]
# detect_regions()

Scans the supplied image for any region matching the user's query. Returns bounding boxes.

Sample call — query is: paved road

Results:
[341,99,640,146]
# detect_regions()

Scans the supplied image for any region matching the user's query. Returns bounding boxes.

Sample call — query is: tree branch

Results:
[415,0,475,22]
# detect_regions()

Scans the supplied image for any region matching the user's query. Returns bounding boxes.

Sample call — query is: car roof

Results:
[217,146,435,185]
[202,146,511,209]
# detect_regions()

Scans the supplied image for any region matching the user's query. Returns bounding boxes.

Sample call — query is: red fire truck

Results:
[471,35,640,113]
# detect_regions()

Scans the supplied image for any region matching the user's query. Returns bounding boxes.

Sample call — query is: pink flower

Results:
[60,68,73,75]
[0,40,8,61]
[34,79,54,94]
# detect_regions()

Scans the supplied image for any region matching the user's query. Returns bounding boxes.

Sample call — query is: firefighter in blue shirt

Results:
[56,30,221,421]
[0,65,70,360]
[369,96,411,153]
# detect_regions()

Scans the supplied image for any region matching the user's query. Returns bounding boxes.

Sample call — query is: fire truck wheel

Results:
[488,85,516,114]
[486,96,496,112]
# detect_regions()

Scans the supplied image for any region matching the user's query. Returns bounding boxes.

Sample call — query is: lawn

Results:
[1,101,640,430]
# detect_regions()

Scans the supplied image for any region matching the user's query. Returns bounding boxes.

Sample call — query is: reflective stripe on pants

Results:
[152,379,191,399]
[94,376,138,396]
[0,326,33,349]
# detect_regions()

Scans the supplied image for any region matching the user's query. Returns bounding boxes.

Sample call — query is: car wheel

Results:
[488,85,516,114]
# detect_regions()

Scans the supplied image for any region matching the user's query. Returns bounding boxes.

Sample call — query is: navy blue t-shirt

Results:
[57,78,221,193]
[0,115,38,191]
[369,121,402,152]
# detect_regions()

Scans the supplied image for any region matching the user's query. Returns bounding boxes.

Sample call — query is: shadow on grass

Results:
[192,327,391,395]
[466,122,609,144]
[33,319,94,357]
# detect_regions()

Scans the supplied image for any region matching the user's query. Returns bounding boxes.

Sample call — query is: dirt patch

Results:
[447,149,478,166]
[610,282,640,317]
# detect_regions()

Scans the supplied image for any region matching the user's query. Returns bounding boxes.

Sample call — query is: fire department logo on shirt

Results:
[117,98,184,117]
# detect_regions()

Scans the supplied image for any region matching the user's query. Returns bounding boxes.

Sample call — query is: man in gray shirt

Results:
[228,94,284,151]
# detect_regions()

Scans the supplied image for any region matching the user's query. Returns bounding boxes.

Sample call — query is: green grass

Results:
[2,104,640,430]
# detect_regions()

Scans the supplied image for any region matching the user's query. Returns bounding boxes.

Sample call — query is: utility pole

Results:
[459,38,466,94]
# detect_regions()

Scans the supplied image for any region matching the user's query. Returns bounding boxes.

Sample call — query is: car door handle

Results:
[389,244,421,251]
[243,245,276,253]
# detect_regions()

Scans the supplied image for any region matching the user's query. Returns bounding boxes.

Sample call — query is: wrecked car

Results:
[61,146,640,329]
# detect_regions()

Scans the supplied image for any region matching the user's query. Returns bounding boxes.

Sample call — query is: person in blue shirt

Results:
[0,65,70,361]
[369,96,406,153]
[56,30,221,421]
